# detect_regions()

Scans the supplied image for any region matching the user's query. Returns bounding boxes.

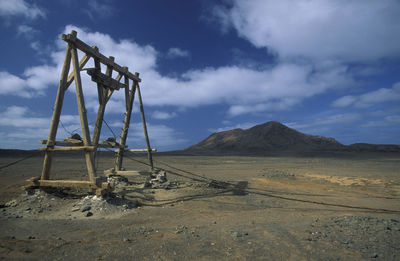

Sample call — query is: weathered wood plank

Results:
[62,31,141,82]
[115,148,157,152]
[41,139,83,146]
[114,170,142,176]
[86,68,128,90]
[65,53,90,90]
[71,46,97,183]
[136,80,154,171]
[39,180,97,189]
[115,77,136,171]
[38,146,95,151]
[41,43,73,180]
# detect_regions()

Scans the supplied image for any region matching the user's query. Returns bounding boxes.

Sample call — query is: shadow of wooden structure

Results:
[31,30,155,195]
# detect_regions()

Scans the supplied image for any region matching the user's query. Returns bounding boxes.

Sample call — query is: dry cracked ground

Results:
[0,152,400,260]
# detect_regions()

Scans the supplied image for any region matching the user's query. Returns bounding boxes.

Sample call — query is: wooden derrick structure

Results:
[35,30,155,194]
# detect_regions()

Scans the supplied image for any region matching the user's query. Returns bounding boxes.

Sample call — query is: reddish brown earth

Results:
[0,152,400,260]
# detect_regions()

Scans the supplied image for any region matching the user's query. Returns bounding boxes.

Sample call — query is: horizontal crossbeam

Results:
[62,31,141,82]
[115,148,157,152]
[38,146,96,151]
[40,139,128,148]
[86,68,128,90]
[39,180,97,189]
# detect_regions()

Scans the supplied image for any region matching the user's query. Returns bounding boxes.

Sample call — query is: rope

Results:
[0,154,36,170]
[116,150,400,214]
[103,119,118,140]
[59,120,73,136]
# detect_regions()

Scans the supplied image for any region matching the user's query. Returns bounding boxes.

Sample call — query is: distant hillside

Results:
[347,143,400,152]
[184,121,346,155]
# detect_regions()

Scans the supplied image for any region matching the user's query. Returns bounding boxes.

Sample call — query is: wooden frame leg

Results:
[41,44,72,180]
[136,81,154,171]
[115,76,135,171]
[71,46,97,183]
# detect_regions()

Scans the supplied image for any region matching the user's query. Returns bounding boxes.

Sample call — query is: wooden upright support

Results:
[71,46,97,183]
[115,72,136,171]
[41,43,72,180]
[136,80,154,171]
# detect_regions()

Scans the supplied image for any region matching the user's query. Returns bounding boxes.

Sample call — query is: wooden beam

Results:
[94,57,104,104]
[41,43,72,180]
[62,31,141,82]
[115,148,157,152]
[115,77,136,171]
[65,53,90,90]
[136,80,154,171]
[39,180,97,189]
[41,139,83,146]
[86,68,128,90]
[114,170,142,176]
[38,146,95,151]
[71,46,97,183]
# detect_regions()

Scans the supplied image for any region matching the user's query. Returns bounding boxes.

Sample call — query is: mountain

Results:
[184,121,345,155]
[347,143,400,152]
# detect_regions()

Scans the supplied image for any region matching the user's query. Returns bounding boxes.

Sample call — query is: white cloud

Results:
[213,0,400,62]
[0,65,59,97]
[0,25,353,118]
[151,111,177,120]
[129,122,187,151]
[332,82,400,108]
[23,65,59,91]
[0,0,45,19]
[0,106,82,149]
[362,115,400,127]
[166,47,190,58]
[287,113,361,131]
[0,71,31,97]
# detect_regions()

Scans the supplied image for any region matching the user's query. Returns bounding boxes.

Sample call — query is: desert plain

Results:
[0,151,399,260]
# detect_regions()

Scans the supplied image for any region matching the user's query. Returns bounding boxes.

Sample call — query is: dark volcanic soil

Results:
[0,152,399,260]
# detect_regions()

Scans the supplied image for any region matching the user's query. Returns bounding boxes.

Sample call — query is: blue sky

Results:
[0,0,400,151]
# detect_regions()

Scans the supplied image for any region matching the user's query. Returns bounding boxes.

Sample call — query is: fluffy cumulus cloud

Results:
[1,25,354,117]
[213,0,400,62]
[0,106,82,148]
[128,122,187,151]
[0,71,30,97]
[0,0,45,19]
[0,64,59,97]
[332,82,400,108]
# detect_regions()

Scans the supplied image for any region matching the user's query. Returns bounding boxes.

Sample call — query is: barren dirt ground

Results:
[1,152,400,260]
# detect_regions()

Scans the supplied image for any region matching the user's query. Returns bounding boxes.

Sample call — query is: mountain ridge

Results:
[183,121,399,155]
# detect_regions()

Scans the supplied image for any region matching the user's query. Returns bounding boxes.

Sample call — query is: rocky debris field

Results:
[1,188,139,220]
[305,216,400,260]
[1,154,399,260]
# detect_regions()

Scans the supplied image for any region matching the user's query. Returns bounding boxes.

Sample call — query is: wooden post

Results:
[92,56,115,160]
[115,73,135,171]
[136,77,154,171]
[70,43,97,183]
[66,54,90,89]
[41,43,72,180]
